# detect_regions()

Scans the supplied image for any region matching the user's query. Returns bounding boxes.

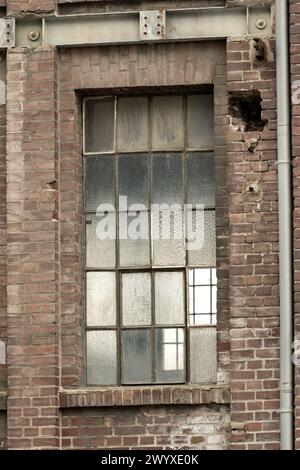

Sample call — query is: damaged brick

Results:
[228,90,267,132]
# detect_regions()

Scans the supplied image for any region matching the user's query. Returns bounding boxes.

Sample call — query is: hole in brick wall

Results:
[228,90,267,132]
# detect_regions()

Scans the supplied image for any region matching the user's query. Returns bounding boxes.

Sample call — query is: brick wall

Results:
[0,56,6,392]
[6,48,60,449]
[227,38,280,449]
[61,406,230,450]
[290,0,300,451]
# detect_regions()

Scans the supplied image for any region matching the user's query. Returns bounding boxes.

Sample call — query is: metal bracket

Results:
[0,18,15,49]
[140,10,166,41]
[0,6,273,50]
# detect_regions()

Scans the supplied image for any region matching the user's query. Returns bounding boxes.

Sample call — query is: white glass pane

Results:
[212,286,217,314]
[122,330,151,384]
[152,96,184,150]
[86,215,116,268]
[119,211,150,267]
[212,268,217,285]
[122,273,152,326]
[155,272,185,325]
[187,153,215,208]
[87,330,117,385]
[118,154,148,207]
[189,327,217,384]
[152,209,185,267]
[84,98,115,153]
[187,94,214,150]
[155,328,185,383]
[152,153,183,205]
[194,268,211,285]
[86,272,116,327]
[85,156,114,211]
[195,286,211,314]
[117,97,149,151]
[188,210,216,266]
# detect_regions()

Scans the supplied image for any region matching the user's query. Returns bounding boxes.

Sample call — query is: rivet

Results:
[28,30,40,41]
[256,18,267,30]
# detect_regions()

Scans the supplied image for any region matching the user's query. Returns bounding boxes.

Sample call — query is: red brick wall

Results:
[0,58,6,392]
[291,0,300,451]
[6,48,60,449]
[61,406,230,450]
[227,38,280,449]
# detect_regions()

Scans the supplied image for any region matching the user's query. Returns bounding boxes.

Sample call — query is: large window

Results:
[84,94,217,386]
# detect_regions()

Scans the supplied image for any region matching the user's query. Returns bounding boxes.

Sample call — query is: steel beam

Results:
[0,6,273,50]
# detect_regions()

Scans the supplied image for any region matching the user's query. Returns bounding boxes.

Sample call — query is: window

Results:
[84,94,217,386]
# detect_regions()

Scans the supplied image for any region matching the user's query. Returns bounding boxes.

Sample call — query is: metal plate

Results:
[0,18,15,49]
[140,10,166,41]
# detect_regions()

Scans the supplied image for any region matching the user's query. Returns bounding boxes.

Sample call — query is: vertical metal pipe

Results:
[276,0,294,450]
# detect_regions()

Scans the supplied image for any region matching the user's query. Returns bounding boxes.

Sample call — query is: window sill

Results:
[59,385,230,409]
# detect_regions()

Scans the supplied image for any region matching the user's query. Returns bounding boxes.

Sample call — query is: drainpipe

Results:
[276,0,294,450]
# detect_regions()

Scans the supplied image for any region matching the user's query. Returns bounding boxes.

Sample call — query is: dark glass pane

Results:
[187,153,215,208]
[122,330,152,384]
[118,154,148,208]
[84,98,115,153]
[85,156,115,211]
[187,94,214,150]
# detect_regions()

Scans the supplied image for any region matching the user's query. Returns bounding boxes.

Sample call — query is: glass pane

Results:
[188,210,216,266]
[187,94,214,150]
[155,328,185,383]
[195,268,211,285]
[154,271,185,325]
[122,273,152,326]
[152,153,183,205]
[118,154,148,208]
[195,286,211,314]
[122,330,151,384]
[187,153,215,208]
[86,214,116,268]
[119,211,150,267]
[212,286,217,314]
[189,327,217,384]
[86,272,116,327]
[84,98,115,153]
[86,330,117,385]
[152,96,184,150]
[117,97,149,151]
[85,156,115,211]
[152,208,185,267]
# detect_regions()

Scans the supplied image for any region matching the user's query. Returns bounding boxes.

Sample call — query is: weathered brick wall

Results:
[61,406,230,450]
[227,38,280,449]
[6,1,55,14]
[290,0,300,451]
[0,411,6,449]
[0,56,6,392]
[6,48,60,449]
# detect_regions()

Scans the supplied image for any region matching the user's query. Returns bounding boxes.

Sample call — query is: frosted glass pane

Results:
[189,327,217,384]
[118,154,148,207]
[155,272,185,325]
[86,330,117,385]
[85,156,114,211]
[187,153,215,208]
[119,211,150,267]
[152,154,183,205]
[85,98,115,153]
[152,209,185,267]
[86,272,116,327]
[187,95,214,150]
[122,273,152,326]
[188,210,216,266]
[152,96,184,150]
[155,328,185,383]
[86,215,116,268]
[122,330,151,384]
[117,97,149,151]
[195,268,211,285]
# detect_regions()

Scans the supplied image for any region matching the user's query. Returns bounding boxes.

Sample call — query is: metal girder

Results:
[0,6,273,50]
